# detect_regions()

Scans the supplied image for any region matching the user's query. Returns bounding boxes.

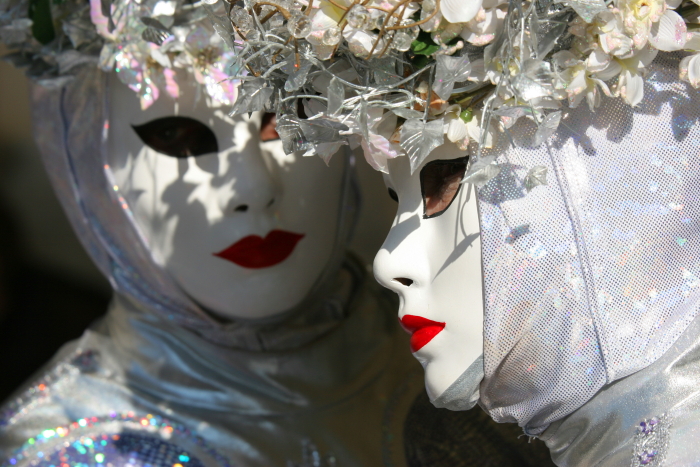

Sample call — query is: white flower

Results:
[680,53,700,88]
[648,10,687,51]
[613,45,658,106]
[459,0,507,46]
[617,0,666,48]
[441,0,483,24]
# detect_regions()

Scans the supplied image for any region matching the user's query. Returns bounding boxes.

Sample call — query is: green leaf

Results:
[411,31,439,56]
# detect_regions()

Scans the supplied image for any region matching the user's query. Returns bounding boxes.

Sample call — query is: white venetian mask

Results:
[373,144,485,401]
[106,73,346,320]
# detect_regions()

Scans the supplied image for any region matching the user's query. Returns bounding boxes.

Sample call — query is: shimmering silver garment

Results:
[0,65,424,467]
[477,52,700,459]
[541,312,700,466]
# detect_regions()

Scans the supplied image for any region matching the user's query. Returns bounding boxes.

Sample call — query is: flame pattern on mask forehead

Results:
[0,0,238,108]
[211,0,700,186]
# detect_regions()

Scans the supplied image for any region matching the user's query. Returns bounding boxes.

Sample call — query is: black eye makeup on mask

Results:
[420,156,468,219]
[132,116,218,158]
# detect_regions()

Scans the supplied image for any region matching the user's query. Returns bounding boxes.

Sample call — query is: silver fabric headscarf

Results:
[32,63,360,351]
[477,52,700,435]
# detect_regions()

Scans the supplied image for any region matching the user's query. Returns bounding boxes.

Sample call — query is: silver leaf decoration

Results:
[463,157,501,187]
[563,0,607,23]
[433,54,472,99]
[327,77,344,116]
[524,165,548,191]
[494,106,530,129]
[373,57,401,85]
[285,59,314,92]
[140,17,171,45]
[533,111,562,146]
[537,21,568,59]
[276,114,313,155]
[391,108,424,119]
[400,119,445,174]
[314,141,344,165]
[63,15,99,49]
[229,79,273,116]
[512,59,554,101]
[299,118,349,143]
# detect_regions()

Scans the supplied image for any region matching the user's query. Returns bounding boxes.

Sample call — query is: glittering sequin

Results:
[3,413,232,467]
[631,414,671,467]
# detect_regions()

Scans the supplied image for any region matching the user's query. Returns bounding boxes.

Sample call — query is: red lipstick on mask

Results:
[400,315,446,353]
[213,229,304,269]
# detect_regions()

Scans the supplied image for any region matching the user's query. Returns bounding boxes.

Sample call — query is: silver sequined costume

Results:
[475,53,700,466]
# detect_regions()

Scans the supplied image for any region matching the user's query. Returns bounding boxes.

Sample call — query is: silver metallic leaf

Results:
[533,111,562,147]
[229,79,273,116]
[63,14,98,49]
[495,106,529,129]
[524,165,548,191]
[299,118,349,143]
[562,0,607,23]
[327,77,344,116]
[276,114,313,155]
[391,108,424,119]
[314,141,344,165]
[433,54,472,99]
[400,119,445,174]
[463,157,501,187]
[285,59,313,92]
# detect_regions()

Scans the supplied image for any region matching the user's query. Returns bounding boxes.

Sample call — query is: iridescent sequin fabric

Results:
[477,53,700,434]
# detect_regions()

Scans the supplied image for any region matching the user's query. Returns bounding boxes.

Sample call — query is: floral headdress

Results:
[212,0,700,187]
[0,0,238,108]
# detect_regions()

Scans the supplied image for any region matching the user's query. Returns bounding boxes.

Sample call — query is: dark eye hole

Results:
[132,116,218,158]
[388,187,399,203]
[420,157,468,219]
[260,112,280,142]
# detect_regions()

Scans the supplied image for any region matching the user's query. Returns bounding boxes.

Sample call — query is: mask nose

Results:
[373,219,427,295]
[219,120,279,217]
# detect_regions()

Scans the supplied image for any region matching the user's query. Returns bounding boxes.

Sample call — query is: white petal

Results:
[686,31,700,50]
[593,59,622,80]
[441,0,482,23]
[586,48,611,72]
[446,118,468,142]
[620,69,644,106]
[649,10,687,51]
[680,54,700,87]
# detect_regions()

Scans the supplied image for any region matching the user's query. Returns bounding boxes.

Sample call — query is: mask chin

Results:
[430,354,484,411]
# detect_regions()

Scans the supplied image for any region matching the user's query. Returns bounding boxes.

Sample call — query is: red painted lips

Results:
[213,229,305,269]
[400,315,446,353]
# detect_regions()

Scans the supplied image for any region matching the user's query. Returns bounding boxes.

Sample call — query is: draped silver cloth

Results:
[477,52,700,463]
[0,65,425,467]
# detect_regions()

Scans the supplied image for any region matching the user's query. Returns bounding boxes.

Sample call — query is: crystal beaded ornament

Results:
[206,0,700,193]
[0,0,239,108]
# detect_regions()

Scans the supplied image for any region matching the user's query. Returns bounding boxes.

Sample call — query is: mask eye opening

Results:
[131,116,218,158]
[420,156,469,219]
[388,187,399,203]
[260,112,280,142]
